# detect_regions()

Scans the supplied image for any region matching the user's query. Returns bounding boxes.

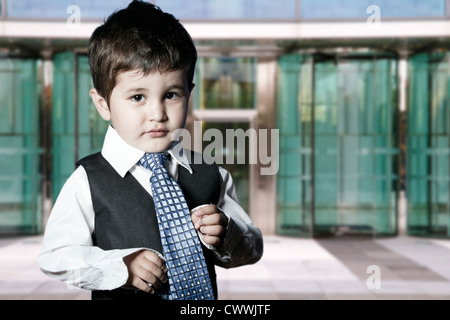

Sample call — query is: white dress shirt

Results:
[37,126,263,291]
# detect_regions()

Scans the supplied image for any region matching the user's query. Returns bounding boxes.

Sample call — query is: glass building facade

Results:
[51,52,109,201]
[276,52,399,237]
[0,58,42,233]
[407,52,450,237]
[0,0,449,238]
[1,0,448,20]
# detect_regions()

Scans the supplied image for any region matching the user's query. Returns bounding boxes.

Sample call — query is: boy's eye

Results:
[131,94,145,102]
[165,92,179,100]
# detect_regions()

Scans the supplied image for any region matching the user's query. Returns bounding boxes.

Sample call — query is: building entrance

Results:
[0,58,42,233]
[408,52,450,237]
[276,51,399,237]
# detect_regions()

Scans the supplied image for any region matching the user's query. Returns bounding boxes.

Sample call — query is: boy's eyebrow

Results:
[166,84,187,92]
[124,83,187,95]
[124,87,148,94]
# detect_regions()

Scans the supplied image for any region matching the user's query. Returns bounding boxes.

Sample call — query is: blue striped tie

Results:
[139,152,215,300]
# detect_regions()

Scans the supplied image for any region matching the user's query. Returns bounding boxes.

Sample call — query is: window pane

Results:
[277,53,398,237]
[0,58,41,233]
[6,0,130,19]
[201,121,250,213]
[52,52,108,201]
[407,52,450,237]
[156,0,297,20]
[193,57,257,109]
[276,54,314,237]
[301,0,445,19]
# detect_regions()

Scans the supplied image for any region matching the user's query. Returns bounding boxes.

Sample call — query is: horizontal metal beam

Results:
[2,21,450,40]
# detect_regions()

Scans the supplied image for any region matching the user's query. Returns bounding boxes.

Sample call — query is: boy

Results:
[37,1,263,300]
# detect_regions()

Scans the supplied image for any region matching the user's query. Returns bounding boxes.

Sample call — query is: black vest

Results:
[76,151,221,300]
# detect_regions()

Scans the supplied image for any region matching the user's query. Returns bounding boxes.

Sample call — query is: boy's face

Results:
[91,69,192,153]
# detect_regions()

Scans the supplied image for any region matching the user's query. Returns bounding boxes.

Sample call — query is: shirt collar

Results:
[101,126,193,177]
[167,144,194,175]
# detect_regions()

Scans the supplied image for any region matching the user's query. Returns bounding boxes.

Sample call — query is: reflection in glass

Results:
[301,0,445,19]
[193,57,256,110]
[52,53,108,201]
[6,0,130,19]
[156,0,297,20]
[201,122,250,213]
[277,52,399,237]
[0,58,41,233]
[408,52,450,237]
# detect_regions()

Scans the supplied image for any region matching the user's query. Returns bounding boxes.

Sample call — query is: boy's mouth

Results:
[146,128,169,138]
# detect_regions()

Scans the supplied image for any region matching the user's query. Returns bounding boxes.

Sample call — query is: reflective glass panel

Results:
[6,0,130,19]
[407,52,450,237]
[52,52,108,200]
[201,121,251,213]
[276,54,314,237]
[301,0,445,19]
[277,52,399,237]
[156,0,297,20]
[193,57,257,110]
[0,58,42,233]
[313,55,398,236]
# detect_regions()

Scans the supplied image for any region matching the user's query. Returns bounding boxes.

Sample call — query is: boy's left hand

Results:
[191,205,228,248]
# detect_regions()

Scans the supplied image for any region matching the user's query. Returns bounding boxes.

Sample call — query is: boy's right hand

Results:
[123,249,168,294]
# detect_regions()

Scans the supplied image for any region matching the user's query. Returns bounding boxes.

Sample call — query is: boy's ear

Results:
[90,88,111,121]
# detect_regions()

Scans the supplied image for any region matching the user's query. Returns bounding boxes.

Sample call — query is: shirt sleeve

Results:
[36,166,157,291]
[210,166,264,269]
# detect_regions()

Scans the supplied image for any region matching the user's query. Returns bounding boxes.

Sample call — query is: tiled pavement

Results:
[1,234,450,300]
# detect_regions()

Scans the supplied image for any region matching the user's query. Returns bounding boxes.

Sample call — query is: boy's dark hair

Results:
[88,0,197,104]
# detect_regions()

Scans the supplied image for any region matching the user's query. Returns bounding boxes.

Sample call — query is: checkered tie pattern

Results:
[139,152,215,300]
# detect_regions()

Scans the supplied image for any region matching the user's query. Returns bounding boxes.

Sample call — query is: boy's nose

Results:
[148,101,167,122]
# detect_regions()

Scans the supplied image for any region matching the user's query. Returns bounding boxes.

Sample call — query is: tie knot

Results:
[139,152,168,171]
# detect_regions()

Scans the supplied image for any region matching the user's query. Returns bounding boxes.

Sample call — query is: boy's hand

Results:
[191,204,228,248]
[123,249,168,294]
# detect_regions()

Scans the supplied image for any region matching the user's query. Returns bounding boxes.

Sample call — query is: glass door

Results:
[277,51,399,237]
[408,52,450,237]
[195,119,253,213]
[316,54,398,236]
[276,53,314,236]
[52,52,109,200]
[0,58,42,233]
[190,56,257,216]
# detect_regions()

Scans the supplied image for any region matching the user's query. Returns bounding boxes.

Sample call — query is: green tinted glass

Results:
[408,52,450,237]
[200,121,251,213]
[277,53,399,237]
[52,52,108,201]
[0,58,42,233]
[193,57,256,110]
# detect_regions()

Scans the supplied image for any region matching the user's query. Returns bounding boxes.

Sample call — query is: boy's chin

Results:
[142,141,173,154]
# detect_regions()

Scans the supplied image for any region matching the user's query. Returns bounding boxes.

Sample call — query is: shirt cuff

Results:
[196,206,232,263]
[95,247,165,290]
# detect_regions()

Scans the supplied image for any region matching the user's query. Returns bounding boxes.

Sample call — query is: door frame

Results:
[192,109,259,221]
